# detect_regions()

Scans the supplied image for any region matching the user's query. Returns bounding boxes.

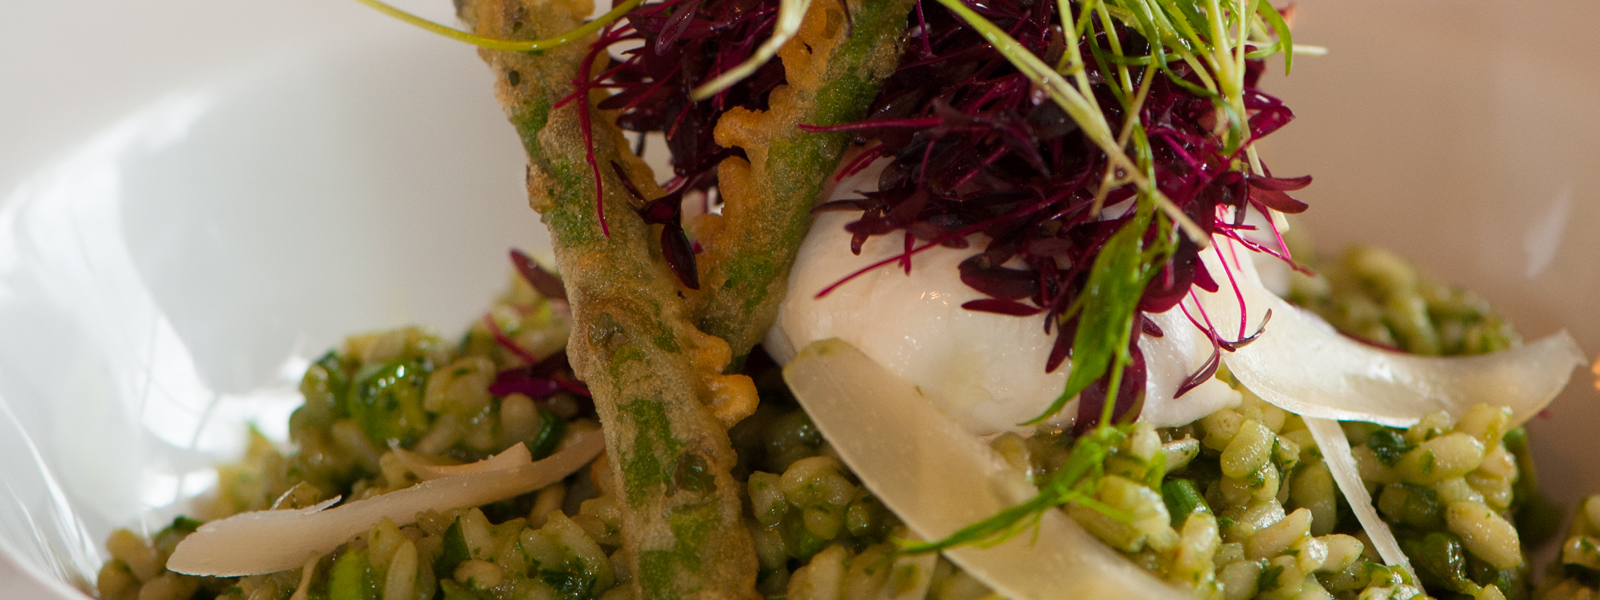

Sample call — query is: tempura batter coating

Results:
[690,0,917,358]
[458,1,760,598]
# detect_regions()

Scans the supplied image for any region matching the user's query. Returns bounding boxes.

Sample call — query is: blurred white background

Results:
[1258,0,1600,522]
[0,0,540,597]
[1,0,1595,598]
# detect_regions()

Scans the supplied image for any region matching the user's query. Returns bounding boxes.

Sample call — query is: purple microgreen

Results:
[558,33,621,237]
[816,0,1308,431]
[812,199,871,213]
[835,144,887,181]
[1174,342,1220,398]
[961,298,1044,316]
[571,0,790,263]
[1218,308,1272,351]
[482,313,539,366]
[958,255,1038,300]
[510,249,568,301]
[690,0,812,99]
[1246,174,1313,192]
[1140,314,1165,338]
[1247,186,1308,214]
[659,223,701,289]
[553,378,593,398]
[1026,209,1161,427]
[610,161,702,289]
[798,117,946,133]
[490,370,593,399]
[610,161,647,201]
[1045,315,1077,373]
[492,349,593,400]
[1075,343,1147,434]
[488,373,566,398]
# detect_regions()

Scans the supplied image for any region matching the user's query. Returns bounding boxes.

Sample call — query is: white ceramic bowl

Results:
[1,1,1595,598]
[1260,0,1600,511]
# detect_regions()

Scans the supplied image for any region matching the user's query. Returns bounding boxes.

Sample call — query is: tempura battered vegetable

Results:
[689,0,916,358]
[456,1,764,597]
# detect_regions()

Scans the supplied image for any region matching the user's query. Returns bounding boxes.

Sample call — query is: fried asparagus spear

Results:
[458,2,760,598]
[690,0,917,358]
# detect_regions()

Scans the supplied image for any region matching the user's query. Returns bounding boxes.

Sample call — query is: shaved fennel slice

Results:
[167,430,604,576]
[1305,417,1417,582]
[391,442,531,480]
[1196,236,1584,427]
[784,339,1190,600]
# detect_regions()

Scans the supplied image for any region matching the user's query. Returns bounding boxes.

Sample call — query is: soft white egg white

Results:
[764,161,1242,435]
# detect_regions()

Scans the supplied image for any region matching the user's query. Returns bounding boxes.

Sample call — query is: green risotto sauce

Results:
[93,246,1589,600]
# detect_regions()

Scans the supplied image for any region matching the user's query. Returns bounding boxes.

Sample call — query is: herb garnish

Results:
[360,0,1316,559]
[811,0,1308,428]
[354,0,1311,424]
[871,0,1310,553]
[900,424,1134,554]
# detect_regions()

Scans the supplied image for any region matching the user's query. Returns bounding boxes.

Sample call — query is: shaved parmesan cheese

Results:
[1195,236,1584,427]
[391,442,531,480]
[1305,417,1416,581]
[783,339,1191,600]
[167,430,603,576]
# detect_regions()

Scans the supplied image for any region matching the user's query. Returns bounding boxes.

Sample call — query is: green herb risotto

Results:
[91,245,1592,600]
[89,0,1594,597]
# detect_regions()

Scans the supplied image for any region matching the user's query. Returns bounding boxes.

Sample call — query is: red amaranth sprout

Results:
[489,349,593,399]
[805,0,1310,427]
[562,0,787,286]
[510,248,568,301]
[560,0,1309,428]
[483,313,539,366]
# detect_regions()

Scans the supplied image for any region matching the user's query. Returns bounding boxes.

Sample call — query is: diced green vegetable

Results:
[526,408,566,459]
[346,358,434,446]
[1401,531,1471,593]
[539,565,600,600]
[294,350,353,438]
[435,520,470,579]
[167,516,203,535]
[1504,427,1562,547]
[329,549,377,600]
[1377,483,1446,530]
[1366,429,1415,468]
[1162,479,1211,527]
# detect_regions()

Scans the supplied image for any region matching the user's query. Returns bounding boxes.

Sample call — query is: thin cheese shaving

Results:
[1304,417,1417,582]
[390,441,531,480]
[1195,235,1584,427]
[784,338,1191,600]
[167,430,603,576]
